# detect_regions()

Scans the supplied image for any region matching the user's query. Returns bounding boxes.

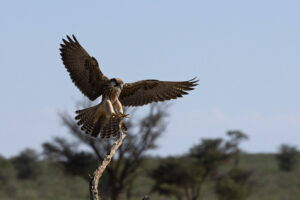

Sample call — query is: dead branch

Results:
[89,130,127,200]
[88,112,155,200]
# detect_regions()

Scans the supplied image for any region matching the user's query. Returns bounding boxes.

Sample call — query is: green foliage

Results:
[150,157,183,196]
[226,131,249,166]
[189,138,232,177]
[150,138,234,200]
[0,155,19,199]
[42,137,98,180]
[1,153,300,200]
[215,177,245,200]
[11,149,40,180]
[0,155,16,186]
[0,156,89,200]
[150,157,204,200]
[215,167,253,200]
[276,144,298,172]
[226,131,248,143]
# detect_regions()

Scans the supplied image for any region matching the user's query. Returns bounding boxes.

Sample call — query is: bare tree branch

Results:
[90,130,127,200]
[49,103,167,200]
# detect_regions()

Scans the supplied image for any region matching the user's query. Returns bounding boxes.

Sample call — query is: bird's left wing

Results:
[60,35,109,100]
[119,78,198,107]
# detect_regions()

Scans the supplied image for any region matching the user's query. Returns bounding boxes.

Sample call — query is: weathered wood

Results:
[89,122,150,200]
[89,130,126,200]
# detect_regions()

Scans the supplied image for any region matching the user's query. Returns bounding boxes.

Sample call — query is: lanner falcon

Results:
[60,35,198,138]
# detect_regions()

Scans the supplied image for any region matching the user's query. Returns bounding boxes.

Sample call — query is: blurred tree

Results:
[0,155,16,187]
[226,131,248,166]
[150,138,233,200]
[215,167,253,200]
[42,137,98,179]
[11,148,40,180]
[43,102,168,200]
[276,144,298,172]
[189,138,233,178]
[150,156,204,200]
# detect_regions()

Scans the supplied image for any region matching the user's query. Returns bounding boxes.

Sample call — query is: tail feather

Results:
[101,118,127,138]
[75,104,126,138]
[91,116,104,137]
[75,104,105,137]
[76,105,97,126]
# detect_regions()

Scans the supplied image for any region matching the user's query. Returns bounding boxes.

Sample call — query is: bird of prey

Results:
[60,35,198,138]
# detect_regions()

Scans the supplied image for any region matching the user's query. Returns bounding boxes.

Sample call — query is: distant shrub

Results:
[11,148,40,180]
[150,138,234,200]
[0,156,16,186]
[226,130,249,166]
[276,144,298,172]
[150,157,202,200]
[215,167,253,200]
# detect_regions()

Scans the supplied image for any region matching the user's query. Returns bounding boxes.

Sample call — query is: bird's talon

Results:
[123,113,130,118]
[118,113,129,118]
[112,113,119,119]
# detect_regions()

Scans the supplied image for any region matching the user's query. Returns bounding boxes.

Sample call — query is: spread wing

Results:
[60,35,109,100]
[119,78,198,106]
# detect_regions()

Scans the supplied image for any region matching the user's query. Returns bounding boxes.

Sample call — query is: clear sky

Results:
[1,1,300,157]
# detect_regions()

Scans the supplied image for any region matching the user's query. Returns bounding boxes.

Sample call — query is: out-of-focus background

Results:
[1,1,300,200]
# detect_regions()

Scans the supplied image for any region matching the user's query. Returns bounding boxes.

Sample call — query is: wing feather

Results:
[60,35,109,100]
[119,78,198,106]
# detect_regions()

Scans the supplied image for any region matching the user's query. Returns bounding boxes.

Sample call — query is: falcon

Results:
[60,35,198,138]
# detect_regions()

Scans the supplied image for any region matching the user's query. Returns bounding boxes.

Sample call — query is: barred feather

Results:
[75,104,125,138]
[100,118,126,138]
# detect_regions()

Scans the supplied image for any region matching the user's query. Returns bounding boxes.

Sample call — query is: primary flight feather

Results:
[60,35,198,138]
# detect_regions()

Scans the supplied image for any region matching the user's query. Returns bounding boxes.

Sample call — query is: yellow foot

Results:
[119,113,130,118]
[112,113,130,119]
[112,113,119,119]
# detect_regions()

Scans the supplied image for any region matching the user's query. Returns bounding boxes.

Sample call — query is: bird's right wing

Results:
[119,78,198,106]
[60,35,109,100]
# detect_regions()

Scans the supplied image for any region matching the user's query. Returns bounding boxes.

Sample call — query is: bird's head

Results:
[109,78,124,89]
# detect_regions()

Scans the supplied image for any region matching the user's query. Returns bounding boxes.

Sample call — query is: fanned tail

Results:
[75,104,106,137]
[101,118,127,138]
[75,105,98,134]
[75,104,126,138]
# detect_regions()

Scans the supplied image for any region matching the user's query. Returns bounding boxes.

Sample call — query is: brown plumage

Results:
[60,35,198,138]
[59,35,109,100]
[101,118,127,138]
[119,78,198,106]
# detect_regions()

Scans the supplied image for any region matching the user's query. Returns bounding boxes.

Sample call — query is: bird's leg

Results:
[113,100,129,118]
[103,98,116,119]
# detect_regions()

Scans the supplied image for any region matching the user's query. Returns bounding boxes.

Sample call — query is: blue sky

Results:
[1,1,300,157]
